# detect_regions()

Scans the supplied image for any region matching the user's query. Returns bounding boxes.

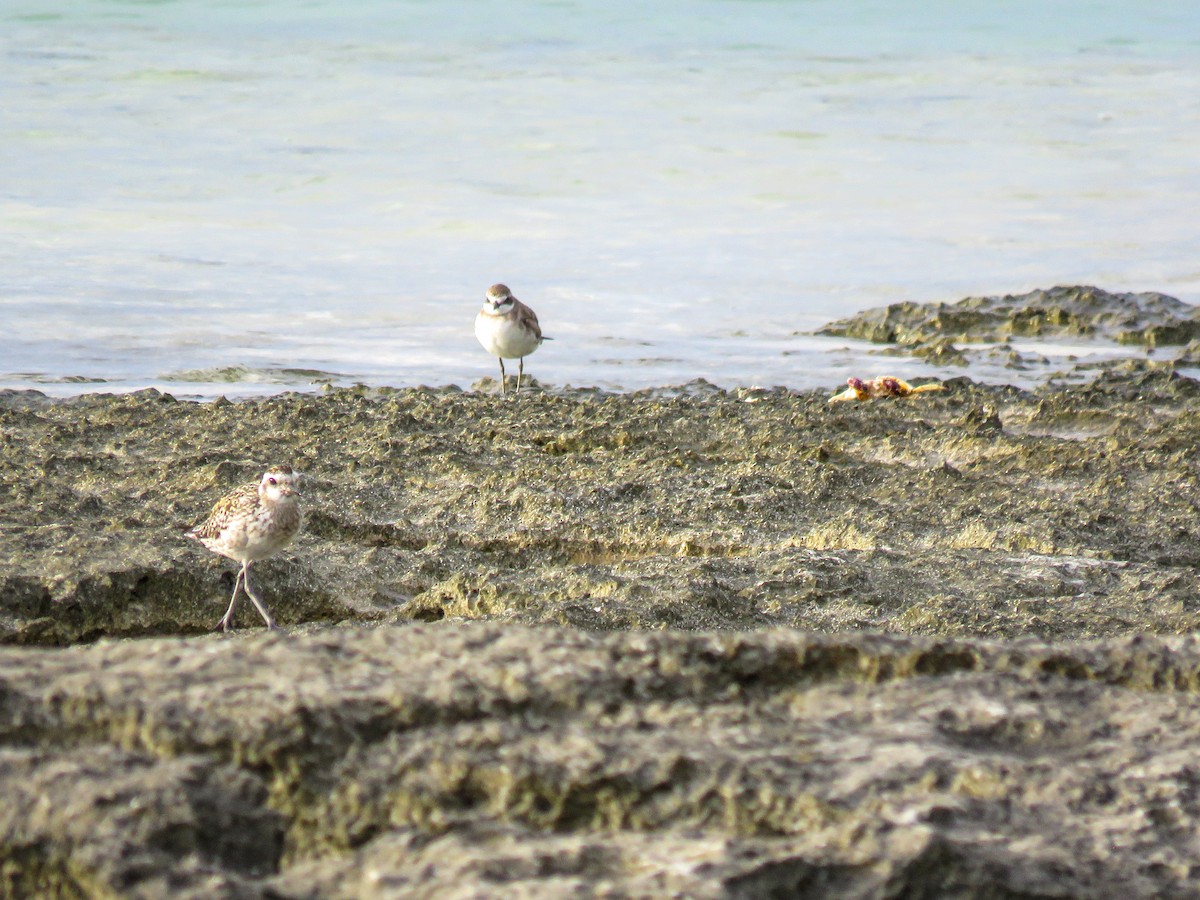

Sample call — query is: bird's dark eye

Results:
[268,477,277,486]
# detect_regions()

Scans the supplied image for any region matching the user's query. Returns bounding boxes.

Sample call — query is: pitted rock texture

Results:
[3,626,1200,897]
[818,285,1200,348]
[5,342,1200,894]
[3,362,1200,644]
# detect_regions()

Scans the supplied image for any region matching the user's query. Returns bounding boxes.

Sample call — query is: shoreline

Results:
[6,285,1198,402]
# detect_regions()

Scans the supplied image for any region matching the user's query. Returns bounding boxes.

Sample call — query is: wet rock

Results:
[3,373,1200,642]
[819,285,1200,347]
[1173,339,1200,366]
[876,337,970,366]
[2,626,1200,896]
[4,355,1200,892]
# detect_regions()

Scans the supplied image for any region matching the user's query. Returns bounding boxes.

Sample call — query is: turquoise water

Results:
[3,1,1199,396]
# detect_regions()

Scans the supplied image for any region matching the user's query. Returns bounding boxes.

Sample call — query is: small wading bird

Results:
[828,376,946,403]
[187,465,303,631]
[474,283,548,394]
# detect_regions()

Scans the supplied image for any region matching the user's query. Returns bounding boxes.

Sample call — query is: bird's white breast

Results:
[475,311,541,359]
[202,501,301,563]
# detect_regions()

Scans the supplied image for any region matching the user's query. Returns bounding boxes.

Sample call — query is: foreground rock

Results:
[3,624,1200,897]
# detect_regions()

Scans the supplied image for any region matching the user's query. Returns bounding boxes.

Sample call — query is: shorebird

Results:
[186,465,303,631]
[474,283,547,393]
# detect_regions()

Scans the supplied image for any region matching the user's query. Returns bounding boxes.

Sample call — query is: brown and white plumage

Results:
[474,283,547,394]
[187,465,302,631]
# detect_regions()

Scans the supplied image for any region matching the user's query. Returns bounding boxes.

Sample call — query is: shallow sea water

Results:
[2,0,1198,397]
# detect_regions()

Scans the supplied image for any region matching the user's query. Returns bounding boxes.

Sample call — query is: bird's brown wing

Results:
[187,481,258,540]
[513,299,544,341]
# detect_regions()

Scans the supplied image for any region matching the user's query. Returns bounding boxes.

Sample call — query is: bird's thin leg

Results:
[241,563,278,630]
[516,357,524,393]
[498,357,507,394]
[217,565,246,632]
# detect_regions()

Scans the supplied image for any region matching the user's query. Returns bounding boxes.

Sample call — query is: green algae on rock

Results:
[4,362,1200,644]
[818,285,1200,348]
[3,625,1200,896]
[4,345,1200,893]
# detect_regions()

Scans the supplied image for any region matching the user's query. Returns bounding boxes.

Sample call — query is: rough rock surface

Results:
[4,307,1200,894]
[4,363,1200,645]
[819,284,1200,347]
[818,285,1200,371]
[5,625,1200,898]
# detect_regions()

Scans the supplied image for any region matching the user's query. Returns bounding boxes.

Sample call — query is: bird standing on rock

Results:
[187,465,303,631]
[474,283,547,394]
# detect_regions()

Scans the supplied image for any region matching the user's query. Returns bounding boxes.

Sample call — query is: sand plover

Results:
[475,283,547,393]
[187,465,303,631]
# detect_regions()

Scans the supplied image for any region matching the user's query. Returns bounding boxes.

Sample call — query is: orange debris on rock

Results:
[828,376,946,403]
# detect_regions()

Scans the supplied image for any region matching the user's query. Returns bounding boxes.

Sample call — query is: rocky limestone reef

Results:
[4,362,1200,645]
[818,285,1200,370]
[5,625,1200,898]
[5,286,1200,895]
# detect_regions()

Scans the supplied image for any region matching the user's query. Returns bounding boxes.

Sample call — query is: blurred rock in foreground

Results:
[4,624,1200,897]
